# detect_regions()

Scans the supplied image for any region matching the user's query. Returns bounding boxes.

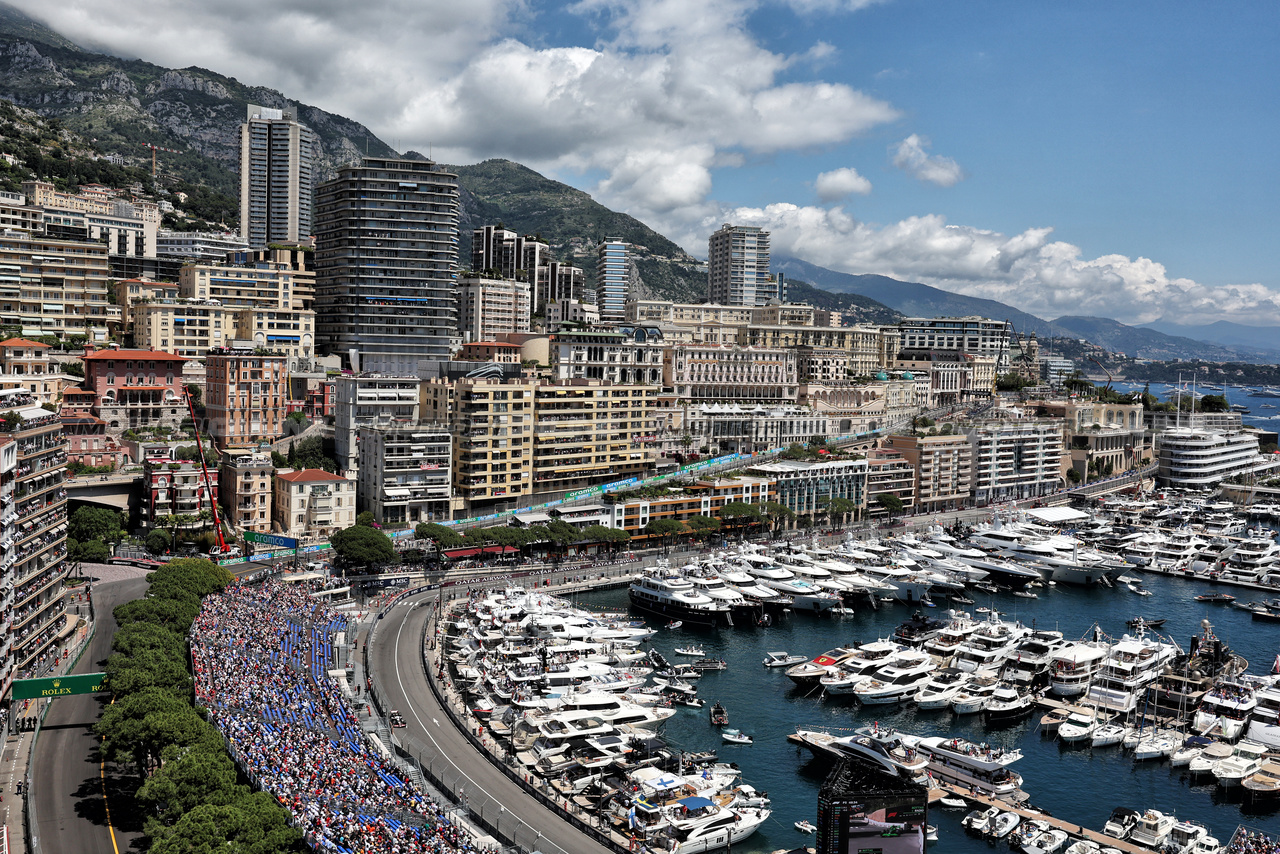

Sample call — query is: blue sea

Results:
[577,570,1280,853]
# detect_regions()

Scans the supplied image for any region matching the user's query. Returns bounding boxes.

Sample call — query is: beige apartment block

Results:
[422,376,537,507]
[531,381,657,495]
[273,468,356,541]
[0,230,120,342]
[219,450,275,533]
[866,447,917,516]
[664,344,799,403]
[882,433,973,513]
[204,347,288,449]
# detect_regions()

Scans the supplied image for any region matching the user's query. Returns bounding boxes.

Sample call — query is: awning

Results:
[442,547,482,558]
[482,545,520,554]
[1025,507,1089,524]
[511,511,553,525]
[384,488,411,498]
[678,797,715,809]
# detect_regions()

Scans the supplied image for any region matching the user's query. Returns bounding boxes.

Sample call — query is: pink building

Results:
[80,345,188,431]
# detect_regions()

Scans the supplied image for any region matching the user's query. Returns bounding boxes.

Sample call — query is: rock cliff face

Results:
[0,35,396,193]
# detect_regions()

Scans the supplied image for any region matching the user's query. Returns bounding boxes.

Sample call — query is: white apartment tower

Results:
[238,105,315,248]
[596,238,631,323]
[708,223,773,307]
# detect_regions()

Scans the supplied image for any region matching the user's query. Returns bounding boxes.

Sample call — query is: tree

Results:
[718,502,762,539]
[145,528,172,555]
[331,524,396,568]
[104,647,193,698]
[644,519,685,553]
[113,597,202,634]
[579,525,630,552]
[68,505,127,544]
[684,514,721,543]
[760,500,795,535]
[70,538,111,563]
[95,688,222,779]
[111,622,185,660]
[875,493,904,518]
[286,410,308,425]
[415,521,463,549]
[355,511,376,527]
[136,742,244,826]
[1066,468,1082,484]
[823,496,858,529]
[147,794,304,854]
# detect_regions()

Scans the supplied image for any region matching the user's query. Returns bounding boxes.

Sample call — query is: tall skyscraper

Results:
[596,238,630,323]
[238,105,315,248]
[708,223,773,307]
[470,226,548,282]
[314,157,459,373]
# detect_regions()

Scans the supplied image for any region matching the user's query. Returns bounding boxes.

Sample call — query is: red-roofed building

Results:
[0,337,77,407]
[272,468,356,540]
[80,344,188,430]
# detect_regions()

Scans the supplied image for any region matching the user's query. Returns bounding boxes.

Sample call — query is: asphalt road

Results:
[32,577,149,854]
[370,594,613,854]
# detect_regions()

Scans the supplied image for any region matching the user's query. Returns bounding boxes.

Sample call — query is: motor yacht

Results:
[786,645,862,687]
[819,640,912,695]
[629,571,730,627]
[1086,626,1180,714]
[718,566,792,611]
[950,673,1001,714]
[792,723,929,780]
[746,564,839,611]
[1057,709,1100,743]
[1245,680,1280,750]
[921,613,982,666]
[853,651,938,705]
[1128,810,1176,849]
[914,667,972,709]
[904,734,1024,796]
[1193,678,1258,742]
[1166,820,1220,854]
[951,612,1032,673]
[1047,639,1110,697]
[1001,630,1067,688]
[1212,739,1268,787]
[983,684,1036,722]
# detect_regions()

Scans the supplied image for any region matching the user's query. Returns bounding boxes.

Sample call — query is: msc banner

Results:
[12,672,108,700]
[245,532,300,550]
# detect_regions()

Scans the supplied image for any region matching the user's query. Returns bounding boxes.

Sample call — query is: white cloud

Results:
[815,167,872,201]
[12,0,899,222]
[714,202,1280,326]
[891,133,964,187]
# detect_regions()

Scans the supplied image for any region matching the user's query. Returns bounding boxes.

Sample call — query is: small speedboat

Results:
[666,620,683,629]
[1126,617,1166,629]
[673,695,706,709]
[795,820,816,833]
[709,702,728,725]
[926,825,938,842]
[763,651,807,668]
[939,797,968,809]
[675,646,705,657]
[722,728,753,744]
[1194,593,1235,603]
[1092,724,1129,748]
[1013,591,1038,599]
[1133,587,1153,597]
[987,811,1021,839]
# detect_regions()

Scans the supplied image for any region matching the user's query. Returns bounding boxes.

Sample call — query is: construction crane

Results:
[1088,356,1114,392]
[142,142,182,177]
[184,389,229,556]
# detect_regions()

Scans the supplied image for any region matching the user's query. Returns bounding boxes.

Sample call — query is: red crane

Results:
[184,389,228,555]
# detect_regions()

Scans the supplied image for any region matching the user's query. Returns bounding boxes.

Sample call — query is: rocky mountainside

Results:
[0,16,395,195]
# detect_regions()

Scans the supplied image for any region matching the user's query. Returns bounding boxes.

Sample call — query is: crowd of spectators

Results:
[192,580,491,854]
[1229,829,1280,854]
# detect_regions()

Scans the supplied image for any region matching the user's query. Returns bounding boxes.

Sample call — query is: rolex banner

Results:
[12,672,108,700]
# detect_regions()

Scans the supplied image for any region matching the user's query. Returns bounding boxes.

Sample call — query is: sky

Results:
[17,0,1280,328]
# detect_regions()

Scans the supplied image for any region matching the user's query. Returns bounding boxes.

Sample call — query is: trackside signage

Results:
[12,672,108,700]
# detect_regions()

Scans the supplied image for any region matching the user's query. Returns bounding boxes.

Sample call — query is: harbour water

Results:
[577,569,1280,852]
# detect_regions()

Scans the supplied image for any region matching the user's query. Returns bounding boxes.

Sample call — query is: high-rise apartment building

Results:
[596,239,630,323]
[314,158,459,373]
[470,226,548,281]
[0,230,119,342]
[708,224,773,307]
[457,275,531,342]
[238,105,314,248]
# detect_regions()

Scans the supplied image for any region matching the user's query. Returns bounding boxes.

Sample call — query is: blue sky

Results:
[20,0,1280,326]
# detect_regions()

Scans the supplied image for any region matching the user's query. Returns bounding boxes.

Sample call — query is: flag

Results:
[629,806,639,829]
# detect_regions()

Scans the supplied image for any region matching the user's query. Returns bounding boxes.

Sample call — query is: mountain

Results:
[773,255,1065,337]
[0,5,396,195]
[1141,319,1280,354]
[1053,316,1280,363]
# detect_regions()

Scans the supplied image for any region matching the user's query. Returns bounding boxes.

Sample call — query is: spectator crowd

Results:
[192,580,492,854]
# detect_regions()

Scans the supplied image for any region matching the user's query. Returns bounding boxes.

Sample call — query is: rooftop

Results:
[83,349,186,362]
[277,469,348,483]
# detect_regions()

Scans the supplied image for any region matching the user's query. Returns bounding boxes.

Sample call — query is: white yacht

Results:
[1245,680,1280,750]
[1193,678,1258,742]
[1129,810,1177,849]
[746,564,839,611]
[950,673,1001,714]
[921,614,982,666]
[1086,627,1181,714]
[819,640,911,695]
[951,612,1031,673]
[718,566,792,610]
[792,724,929,780]
[1212,740,1268,788]
[903,734,1024,796]
[787,645,862,687]
[853,651,938,705]
[682,570,758,618]
[1001,630,1067,688]
[629,572,729,627]
[1048,639,1111,698]
[644,799,772,854]
[914,667,973,709]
